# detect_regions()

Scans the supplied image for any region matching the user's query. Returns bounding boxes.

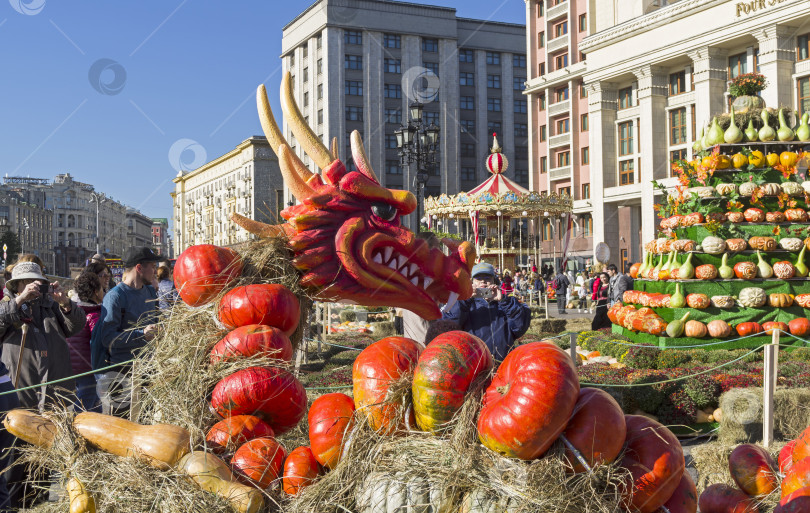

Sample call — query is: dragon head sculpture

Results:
[231,73,475,320]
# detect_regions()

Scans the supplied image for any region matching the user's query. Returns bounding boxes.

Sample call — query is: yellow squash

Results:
[178,452,264,513]
[66,477,96,513]
[3,409,57,448]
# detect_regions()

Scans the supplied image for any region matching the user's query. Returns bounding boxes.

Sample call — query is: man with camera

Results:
[442,262,531,360]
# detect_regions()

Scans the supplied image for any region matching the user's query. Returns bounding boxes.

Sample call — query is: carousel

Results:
[424,135,573,273]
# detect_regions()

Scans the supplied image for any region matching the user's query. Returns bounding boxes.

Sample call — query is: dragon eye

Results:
[371,203,398,221]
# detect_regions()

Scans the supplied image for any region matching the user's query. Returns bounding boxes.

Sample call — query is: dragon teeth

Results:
[383,247,393,263]
[373,253,383,264]
[408,264,418,276]
[410,276,419,286]
[396,255,406,269]
[388,260,398,271]
[423,277,433,289]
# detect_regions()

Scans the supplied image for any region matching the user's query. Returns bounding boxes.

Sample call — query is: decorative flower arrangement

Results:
[728,72,768,97]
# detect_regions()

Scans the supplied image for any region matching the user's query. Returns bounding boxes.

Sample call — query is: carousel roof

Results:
[424,134,572,218]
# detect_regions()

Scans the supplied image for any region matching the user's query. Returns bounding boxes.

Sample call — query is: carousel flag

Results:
[469,210,480,247]
[560,212,574,272]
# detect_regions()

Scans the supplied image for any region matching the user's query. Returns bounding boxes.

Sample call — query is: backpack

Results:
[90,284,157,371]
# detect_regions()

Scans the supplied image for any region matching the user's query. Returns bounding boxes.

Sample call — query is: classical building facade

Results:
[282,0,528,229]
[0,185,54,272]
[172,136,284,254]
[126,208,153,249]
[151,218,170,256]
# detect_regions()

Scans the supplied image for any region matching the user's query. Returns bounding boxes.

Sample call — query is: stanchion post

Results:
[568,332,577,363]
[544,294,549,320]
[763,330,779,448]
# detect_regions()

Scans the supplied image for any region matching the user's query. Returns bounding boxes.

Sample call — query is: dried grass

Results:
[711,105,797,132]
[718,387,810,445]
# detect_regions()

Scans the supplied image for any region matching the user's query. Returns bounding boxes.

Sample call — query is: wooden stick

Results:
[569,332,577,364]
[763,330,779,448]
[14,324,30,389]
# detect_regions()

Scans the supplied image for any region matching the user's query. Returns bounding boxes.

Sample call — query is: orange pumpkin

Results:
[684,320,707,338]
[769,293,794,308]
[308,393,355,469]
[695,264,718,280]
[707,320,732,338]
[766,211,787,222]
[789,317,810,337]
[608,303,624,324]
[762,321,790,335]
[781,457,810,498]
[795,294,810,308]
[785,208,809,222]
[727,211,745,223]
[773,261,796,279]
[282,446,320,496]
[726,238,748,252]
[231,437,287,488]
[629,263,641,279]
[728,444,779,498]
[686,294,710,309]
[744,208,765,222]
[562,388,626,473]
[748,236,777,251]
[736,322,763,337]
[681,212,704,226]
[734,262,757,279]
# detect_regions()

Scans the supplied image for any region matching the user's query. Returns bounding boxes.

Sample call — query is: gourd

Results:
[3,409,57,448]
[745,119,758,141]
[72,412,190,470]
[773,261,796,279]
[701,121,712,149]
[718,253,734,279]
[678,253,695,280]
[707,117,724,145]
[638,250,650,277]
[759,109,776,141]
[669,283,685,308]
[778,108,795,141]
[177,452,264,513]
[748,236,776,251]
[755,250,773,278]
[666,312,690,338]
[710,296,735,309]
[658,251,675,280]
[761,183,781,195]
[707,320,732,338]
[695,264,718,280]
[684,320,708,338]
[797,112,810,141]
[738,182,758,197]
[724,107,743,143]
[651,254,665,280]
[66,477,96,513]
[738,287,767,308]
[796,246,809,277]
[701,236,726,255]
[780,238,803,251]
[768,293,794,308]
[669,251,681,276]
[356,471,448,513]
[715,183,737,196]
[693,127,704,152]
[781,181,803,196]
[173,244,243,307]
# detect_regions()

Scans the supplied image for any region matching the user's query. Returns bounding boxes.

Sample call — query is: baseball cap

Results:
[123,247,161,268]
[471,262,495,278]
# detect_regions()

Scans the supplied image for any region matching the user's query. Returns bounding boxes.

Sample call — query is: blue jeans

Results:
[74,374,101,413]
[0,379,20,511]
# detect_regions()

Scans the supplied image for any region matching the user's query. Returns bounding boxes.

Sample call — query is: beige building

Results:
[126,208,153,249]
[172,137,284,254]
[0,184,53,271]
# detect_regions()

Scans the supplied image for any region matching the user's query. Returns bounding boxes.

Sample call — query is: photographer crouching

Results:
[442,263,531,360]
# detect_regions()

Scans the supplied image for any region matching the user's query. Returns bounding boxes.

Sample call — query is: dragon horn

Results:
[231,212,287,238]
[256,84,313,183]
[350,130,380,184]
[279,144,315,202]
[281,71,333,171]
[331,137,339,161]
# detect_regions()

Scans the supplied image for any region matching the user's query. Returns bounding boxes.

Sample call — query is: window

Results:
[384,84,402,99]
[345,80,363,96]
[542,220,552,241]
[537,1,544,16]
[488,121,502,134]
[799,34,810,61]
[514,147,528,159]
[513,77,526,91]
[317,83,323,99]
[619,121,634,156]
[538,31,545,48]
[384,34,401,48]
[514,99,527,114]
[556,151,570,167]
[317,109,323,125]
[487,98,501,112]
[423,61,439,76]
[554,86,569,102]
[385,134,398,149]
[579,13,587,32]
[670,149,687,163]
[345,30,362,45]
[345,54,362,70]
[289,53,295,67]
[559,186,571,197]
[619,160,634,185]
[303,45,308,58]
[581,147,589,165]
[754,48,760,72]
[539,93,546,110]
[513,54,526,68]
[422,38,438,52]
[317,58,323,74]
[539,125,547,141]
[580,113,589,131]
[460,119,475,133]
[460,72,474,86]
[540,156,547,173]
[303,67,309,82]
[728,52,747,79]
[384,58,401,73]
[316,33,322,49]
[555,117,570,134]
[799,77,810,116]
[580,82,588,98]
[303,91,309,107]
[515,169,528,185]
[461,167,476,181]
[514,123,528,137]
[538,62,545,76]
[460,96,475,110]
[487,74,501,89]
[669,107,686,145]
[582,214,592,236]
[618,87,633,109]
[385,108,402,124]
[554,53,568,70]
[423,111,439,126]
[581,183,590,200]
[553,20,568,38]
[345,105,363,121]
[486,52,500,65]
[461,143,477,158]
[580,51,587,62]
[386,160,402,174]
[459,49,474,63]
[669,71,685,95]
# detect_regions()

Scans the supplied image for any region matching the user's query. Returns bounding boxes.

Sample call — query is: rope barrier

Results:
[577,330,768,350]
[0,360,129,397]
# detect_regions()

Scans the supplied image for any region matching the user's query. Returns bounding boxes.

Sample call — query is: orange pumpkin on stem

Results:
[735,322,763,337]
[231,437,287,488]
[282,446,320,496]
[308,393,355,469]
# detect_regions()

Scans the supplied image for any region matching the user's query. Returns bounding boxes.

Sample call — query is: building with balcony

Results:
[126,208,153,250]
[0,186,53,272]
[282,0,527,230]
[172,136,283,254]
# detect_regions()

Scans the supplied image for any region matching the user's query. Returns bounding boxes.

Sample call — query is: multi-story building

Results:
[524,0,592,271]
[579,0,810,271]
[282,0,528,229]
[172,136,283,254]
[126,208,153,250]
[0,184,54,272]
[152,218,170,256]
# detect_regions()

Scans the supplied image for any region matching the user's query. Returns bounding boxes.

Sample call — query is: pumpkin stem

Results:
[496,384,510,395]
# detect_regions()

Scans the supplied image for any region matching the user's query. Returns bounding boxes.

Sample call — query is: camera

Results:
[474,287,496,300]
[38,282,51,295]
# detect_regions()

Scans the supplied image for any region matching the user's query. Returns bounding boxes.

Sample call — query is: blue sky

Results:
[0,0,525,230]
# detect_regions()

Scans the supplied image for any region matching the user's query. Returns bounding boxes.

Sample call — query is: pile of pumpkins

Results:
[699,424,810,512]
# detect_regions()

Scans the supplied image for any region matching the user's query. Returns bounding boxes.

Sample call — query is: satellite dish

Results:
[595,242,611,264]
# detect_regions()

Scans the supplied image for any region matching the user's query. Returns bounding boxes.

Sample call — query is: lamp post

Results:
[395,102,440,232]
[89,192,107,255]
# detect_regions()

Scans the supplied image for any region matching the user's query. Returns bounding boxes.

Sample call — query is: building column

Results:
[439,38,460,195]
[688,46,728,133]
[364,31,385,186]
[586,81,618,264]
[755,25,795,109]
[633,64,668,246]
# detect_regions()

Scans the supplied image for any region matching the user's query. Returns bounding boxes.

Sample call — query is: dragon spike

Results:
[256,84,313,182]
[281,72,333,170]
[279,144,316,202]
[331,137,339,161]
[350,130,380,184]
[231,212,287,238]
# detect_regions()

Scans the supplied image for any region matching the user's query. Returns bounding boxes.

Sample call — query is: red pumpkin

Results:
[218,284,300,336]
[308,393,355,469]
[796,294,810,308]
[735,322,763,337]
[776,487,810,513]
[562,388,626,473]
[727,211,745,223]
[206,415,275,453]
[477,342,579,460]
[698,484,758,513]
[686,294,710,309]
[793,426,810,463]
[210,325,293,364]
[767,211,786,222]
[707,320,732,338]
[620,415,685,513]
[780,440,797,474]
[629,262,641,279]
[696,264,718,280]
[353,337,423,434]
[173,245,242,307]
[210,366,307,435]
[782,457,810,498]
[785,208,809,222]
[733,262,757,280]
[743,208,765,222]
[663,472,698,513]
[774,261,797,279]
[763,321,790,335]
[231,437,286,488]
[412,331,493,433]
[282,446,320,496]
[789,317,810,337]
[728,443,779,498]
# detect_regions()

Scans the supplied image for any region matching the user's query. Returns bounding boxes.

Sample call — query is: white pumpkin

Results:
[701,236,726,255]
[738,287,767,308]
[461,489,519,513]
[780,237,804,251]
[686,186,715,198]
[781,181,803,196]
[738,182,758,197]
[761,183,782,196]
[802,181,810,194]
[715,183,737,196]
[710,296,735,308]
[357,472,448,513]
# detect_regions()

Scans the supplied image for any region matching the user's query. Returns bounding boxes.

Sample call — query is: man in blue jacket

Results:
[442,263,531,360]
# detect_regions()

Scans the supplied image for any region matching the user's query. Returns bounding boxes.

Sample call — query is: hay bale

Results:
[371,321,396,340]
[531,319,566,333]
[718,387,810,444]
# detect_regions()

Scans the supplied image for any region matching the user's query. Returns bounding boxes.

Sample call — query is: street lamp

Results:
[89,192,107,255]
[395,102,440,232]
